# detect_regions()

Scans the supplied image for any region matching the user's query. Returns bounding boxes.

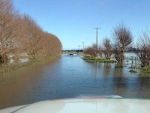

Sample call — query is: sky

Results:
[13,0,150,50]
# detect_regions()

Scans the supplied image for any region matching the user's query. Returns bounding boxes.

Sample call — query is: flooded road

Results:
[0,54,150,109]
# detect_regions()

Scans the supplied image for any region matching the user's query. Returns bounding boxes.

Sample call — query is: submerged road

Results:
[0,54,150,109]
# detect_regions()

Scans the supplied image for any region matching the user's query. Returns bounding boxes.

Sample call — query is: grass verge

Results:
[0,56,60,74]
[82,57,116,63]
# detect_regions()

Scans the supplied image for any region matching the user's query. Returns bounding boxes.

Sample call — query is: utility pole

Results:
[82,42,84,50]
[82,42,84,51]
[94,27,100,49]
[78,45,80,50]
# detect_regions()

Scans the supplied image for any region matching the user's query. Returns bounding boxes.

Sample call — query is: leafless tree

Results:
[0,0,62,66]
[136,32,150,67]
[39,32,62,58]
[103,38,112,60]
[113,43,124,66]
[0,0,17,64]
[113,24,133,66]
[84,44,99,57]
[22,14,43,60]
[98,45,103,58]
[12,13,29,63]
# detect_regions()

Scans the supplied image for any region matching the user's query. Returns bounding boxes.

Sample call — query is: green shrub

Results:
[142,66,150,70]
[139,73,145,77]
[83,57,116,63]
[129,69,137,73]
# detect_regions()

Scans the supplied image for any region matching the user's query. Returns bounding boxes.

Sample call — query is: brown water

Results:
[0,54,150,109]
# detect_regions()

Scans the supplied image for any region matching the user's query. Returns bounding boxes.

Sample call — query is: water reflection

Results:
[0,55,150,109]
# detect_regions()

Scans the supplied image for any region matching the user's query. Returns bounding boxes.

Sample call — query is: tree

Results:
[11,13,29,63]
[0,0,62,67]
[136,32,150,67]
[39,32,62,58]
[113,43,124,66]
[0,0,17,64]
[113,24,133,66]
[84,44,99,57]
[22,14,42,60]
[103,38,112,60]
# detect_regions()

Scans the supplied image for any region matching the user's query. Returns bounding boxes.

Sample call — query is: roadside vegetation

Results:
[83,56,116,63]
[83,24,150,77]
[0,0,62,73]
[83,24,132,65]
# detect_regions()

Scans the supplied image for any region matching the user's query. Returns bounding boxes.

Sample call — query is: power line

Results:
[101,0,139,26]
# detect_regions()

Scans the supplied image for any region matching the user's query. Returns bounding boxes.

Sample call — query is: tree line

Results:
[84,24,150,67]
[0,0,62,65]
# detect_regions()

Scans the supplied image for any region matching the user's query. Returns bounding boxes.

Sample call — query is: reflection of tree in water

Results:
[138,77,150,88]
[93,62,102,79]
[113,77,127,88]
[113,67,126,87]
[114,66,124,77]
[112,78,128,97]
[111,67,128,96]
[103,63,111,77]
[139,78,150,98]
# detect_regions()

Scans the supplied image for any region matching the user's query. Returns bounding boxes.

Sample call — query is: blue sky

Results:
[13,0,150,50]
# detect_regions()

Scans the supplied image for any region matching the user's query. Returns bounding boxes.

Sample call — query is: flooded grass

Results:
[0,56,60,74]
[129,69,138,73]
[83,57,116,63]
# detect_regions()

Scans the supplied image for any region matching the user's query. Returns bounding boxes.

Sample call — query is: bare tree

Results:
[98,45,103,58]
[39,32,62,58]
[113,24,133,66]
[0,0,62,67]
[113,43,124,66]
[12,13,29,63]
[136,32,150,67]
[103,38,112,60]
[22,14,42,60]
[0,0,17,64]
[84,44,99,57]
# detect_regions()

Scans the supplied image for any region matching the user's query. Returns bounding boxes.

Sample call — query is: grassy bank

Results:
[138,66,150,77]
[83,57,116,63]
[0,56,60,74]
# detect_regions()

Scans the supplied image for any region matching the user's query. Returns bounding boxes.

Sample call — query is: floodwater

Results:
[0,54,150,109]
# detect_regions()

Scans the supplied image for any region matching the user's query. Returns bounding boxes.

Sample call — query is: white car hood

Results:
[1,98,150,113]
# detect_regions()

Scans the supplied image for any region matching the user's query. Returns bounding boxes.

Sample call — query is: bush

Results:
[129,69,137,73]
